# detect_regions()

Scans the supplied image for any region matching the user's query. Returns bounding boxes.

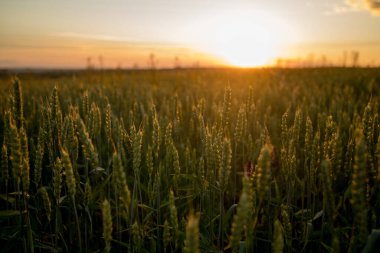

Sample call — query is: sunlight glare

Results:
[196,10,286,67]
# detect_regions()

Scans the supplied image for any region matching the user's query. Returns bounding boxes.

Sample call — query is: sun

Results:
[194,10,285,67]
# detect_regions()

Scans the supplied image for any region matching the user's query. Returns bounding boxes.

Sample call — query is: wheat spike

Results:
[39,187,51,222]
[61,148,76,197]
[272,219,284,253]
[184,212,200,253]
[102,199,112,253]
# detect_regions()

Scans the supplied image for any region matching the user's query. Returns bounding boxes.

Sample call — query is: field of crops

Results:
[0,68,379,252]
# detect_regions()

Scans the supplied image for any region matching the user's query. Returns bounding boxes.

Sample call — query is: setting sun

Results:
[198,11,284,67]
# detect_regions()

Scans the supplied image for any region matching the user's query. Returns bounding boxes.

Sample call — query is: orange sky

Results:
[1,0,380,68]
[0,35,224,69]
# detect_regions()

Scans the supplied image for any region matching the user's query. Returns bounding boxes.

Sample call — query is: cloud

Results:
[52,32,132,42]
[346,0,380,15]
[51,32,189,48]
[324,3,358,15]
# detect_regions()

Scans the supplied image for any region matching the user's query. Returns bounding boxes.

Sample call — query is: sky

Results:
[0,0,380,68]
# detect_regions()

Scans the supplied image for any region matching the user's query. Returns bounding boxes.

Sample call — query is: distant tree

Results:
[148,53,158,70]
[174,56,181,69]
[99,55,104,70]
[321,55,327,67]
[148,53,158,84]
[351,50,360,67]
[86,57,94,70]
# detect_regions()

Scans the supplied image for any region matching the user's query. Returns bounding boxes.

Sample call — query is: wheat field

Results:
[0,68,379,252]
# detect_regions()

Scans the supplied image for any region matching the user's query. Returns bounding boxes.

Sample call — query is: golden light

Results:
[193,10,287,67]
